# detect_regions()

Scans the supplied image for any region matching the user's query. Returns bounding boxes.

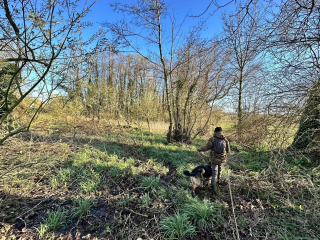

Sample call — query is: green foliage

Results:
[239,151,269,170]
[4,118,320,239]
[140,193,151,207]
[182,198,222,230]
[108,166,121,178]
[139,143,196,168]
[176,178,189,188]
[103,144,123,156]
[158,186,174,200]
[72,198,94,218]
[140,176,160,190]
[230,141,242,152]
[160,213,196,239]
[256,211,319,238]
[51,168,72,188]
[174,188,192,207]
[285,154,313,167]
[80,177,100,193]
[132,130,167,144]
[42,208,68,232]
[117,196,132,207]
[237,219,248,228]
[51,147,145,194]
[0,63,19,112]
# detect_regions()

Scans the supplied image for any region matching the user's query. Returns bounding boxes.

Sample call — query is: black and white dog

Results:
[183,164,212,197]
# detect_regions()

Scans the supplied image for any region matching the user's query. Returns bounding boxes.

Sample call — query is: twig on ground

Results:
[124,207,148,217]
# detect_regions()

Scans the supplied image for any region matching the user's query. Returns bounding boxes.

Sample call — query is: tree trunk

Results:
[237,69,243,140]
[293,80,320,154]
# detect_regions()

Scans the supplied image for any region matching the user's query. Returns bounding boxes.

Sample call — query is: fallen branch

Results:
[124,207,148,217]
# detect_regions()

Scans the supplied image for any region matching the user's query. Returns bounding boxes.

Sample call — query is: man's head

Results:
[214,127,222,133]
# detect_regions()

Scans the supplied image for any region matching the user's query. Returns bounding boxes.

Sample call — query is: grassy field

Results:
[0,120,319,239]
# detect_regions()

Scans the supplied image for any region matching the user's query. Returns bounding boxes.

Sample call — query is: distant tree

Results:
[105,0,235,142]
[105,0,176,142]
[0,0,95,144]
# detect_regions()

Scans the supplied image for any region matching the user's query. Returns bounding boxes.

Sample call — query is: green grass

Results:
[103,144,123,156]
[176,178,189,188]
[51,168,72,188]
[139,143,197,168]
[238,151,269,170]
[174,188,193,207]
[41,208,67,233]
[72,198,94,218]
[140,193,151,207]
[182,198,222,230]
[160,212,196,239]
[132,130,167,145]
[3,120,320,239]
[50,146,144,193]
[140,176,160,190]
[117,196,132,207]
[108,166,121,178]
[158,186,174,200]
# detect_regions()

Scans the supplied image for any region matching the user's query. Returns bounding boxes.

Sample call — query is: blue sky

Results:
[81,0,237,43]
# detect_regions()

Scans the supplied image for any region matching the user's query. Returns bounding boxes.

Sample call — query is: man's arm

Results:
[197,138,213,152]
[225,138,231,153]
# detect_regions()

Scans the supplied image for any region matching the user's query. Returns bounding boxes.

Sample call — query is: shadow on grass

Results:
[2,132,320,239]
[0,192,116,239]
[0,131,204,239]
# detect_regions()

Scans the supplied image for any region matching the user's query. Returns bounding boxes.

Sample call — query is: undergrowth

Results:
[0,122,319,239]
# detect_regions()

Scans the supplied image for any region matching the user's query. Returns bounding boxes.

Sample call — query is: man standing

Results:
[197,127,230,194]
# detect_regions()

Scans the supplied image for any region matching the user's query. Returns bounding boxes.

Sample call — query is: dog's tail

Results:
[183,170,198,176]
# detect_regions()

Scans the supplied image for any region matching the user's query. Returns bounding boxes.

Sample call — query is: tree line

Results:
[0,0,319,162]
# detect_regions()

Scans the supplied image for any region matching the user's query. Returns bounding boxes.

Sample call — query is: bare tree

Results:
[171,38,234,141]
[263,0,320,158]
[105,0,186,142]
[222,0,263,139]
[105,0,237,142]
[0,0,95,144]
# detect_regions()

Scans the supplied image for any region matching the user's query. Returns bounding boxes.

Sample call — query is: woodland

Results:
[0,0,320,239]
